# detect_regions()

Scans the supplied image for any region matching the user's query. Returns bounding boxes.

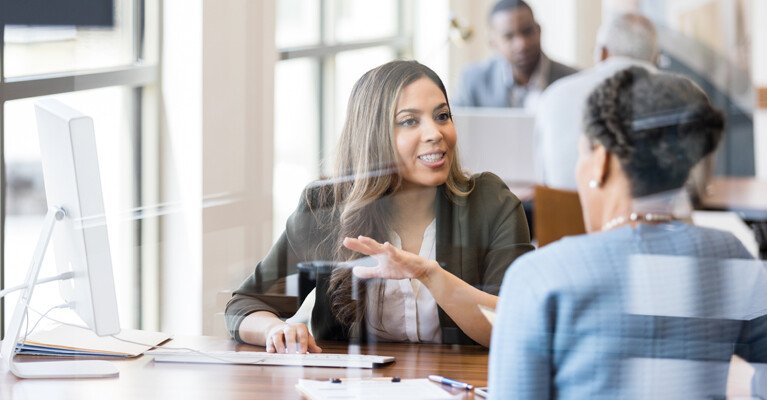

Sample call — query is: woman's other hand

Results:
[265,322,322,354]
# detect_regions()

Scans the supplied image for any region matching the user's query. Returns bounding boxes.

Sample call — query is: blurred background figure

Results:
[452,0,577,111]
[536,13,658,191]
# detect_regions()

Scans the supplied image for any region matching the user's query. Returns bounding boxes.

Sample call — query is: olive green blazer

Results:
[225,172,534,345]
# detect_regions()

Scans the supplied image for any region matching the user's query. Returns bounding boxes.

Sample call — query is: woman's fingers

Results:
[295,326,310,354]
[343,235,390,255]
[357,235,384,249]
[343,237,377,255]
[268,323,318,354]
[283,326,298,354]
[353,265,382,279]
[382,241,399,258]
[307,334,323,353]
[267,329,285,353]
[344,236,428,280]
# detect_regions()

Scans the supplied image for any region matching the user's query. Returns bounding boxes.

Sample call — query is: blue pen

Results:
[428,375,474,390]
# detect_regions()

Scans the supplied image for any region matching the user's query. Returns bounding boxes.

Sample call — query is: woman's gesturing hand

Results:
[265,322,322,354]
[342,235,439,280]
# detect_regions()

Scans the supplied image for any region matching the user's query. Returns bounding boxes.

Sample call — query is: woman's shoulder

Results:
[464,172,522,205]
[507,231,616,281]
[679,223,754,259]
[302,180,335,205]
[285,181,337,231]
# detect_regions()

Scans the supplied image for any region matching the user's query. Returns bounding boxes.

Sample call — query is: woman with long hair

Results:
[225,60,533,352]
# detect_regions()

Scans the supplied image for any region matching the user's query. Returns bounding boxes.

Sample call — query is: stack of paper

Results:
[16,324,171,358]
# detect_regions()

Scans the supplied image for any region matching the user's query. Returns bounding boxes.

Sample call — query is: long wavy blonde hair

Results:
[310,60,473,334]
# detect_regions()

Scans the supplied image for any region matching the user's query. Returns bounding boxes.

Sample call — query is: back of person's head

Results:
[583,66,724,198]
[489,0,533,20]
[596,13,658,62]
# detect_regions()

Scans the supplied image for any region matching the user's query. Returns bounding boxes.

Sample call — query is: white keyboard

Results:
[145,349,395,369]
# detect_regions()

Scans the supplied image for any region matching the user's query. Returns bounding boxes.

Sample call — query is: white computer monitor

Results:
[452,107,538,185]
[0,99,121,378]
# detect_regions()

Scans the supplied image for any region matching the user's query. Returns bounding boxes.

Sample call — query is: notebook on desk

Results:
[452,107,537,185]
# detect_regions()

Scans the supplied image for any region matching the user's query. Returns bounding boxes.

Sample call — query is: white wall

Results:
[161,0,203,335]
[200,0,275,337]
[160,0,275,336]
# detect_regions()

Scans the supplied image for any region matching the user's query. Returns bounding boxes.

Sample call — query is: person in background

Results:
[536,13,658,190]
[226,60,533,353]
[488,66,767,399]
[453,0,577,111]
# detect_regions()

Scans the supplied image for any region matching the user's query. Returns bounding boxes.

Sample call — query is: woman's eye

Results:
[436,112,450,122]
[398,118,417,127]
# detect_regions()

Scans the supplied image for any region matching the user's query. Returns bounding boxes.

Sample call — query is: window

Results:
[1,0,160,336]
[272,0,411,240]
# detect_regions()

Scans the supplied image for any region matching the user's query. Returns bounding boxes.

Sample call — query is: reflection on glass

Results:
[273,58,320,241]
[332,0,398,43]
[3,88,138,329]
[275,0,321,48]
[2,0,141,77]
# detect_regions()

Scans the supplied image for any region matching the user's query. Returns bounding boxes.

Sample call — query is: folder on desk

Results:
[16,324,171,358]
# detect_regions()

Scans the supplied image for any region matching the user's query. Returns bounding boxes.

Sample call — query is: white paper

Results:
[296,378,459,400]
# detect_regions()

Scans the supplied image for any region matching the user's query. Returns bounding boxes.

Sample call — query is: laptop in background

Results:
[451,107,538,185]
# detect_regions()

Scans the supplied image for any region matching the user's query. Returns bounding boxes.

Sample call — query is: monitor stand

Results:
[0,207,119,379]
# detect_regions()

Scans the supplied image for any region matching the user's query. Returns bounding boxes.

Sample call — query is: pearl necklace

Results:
[601,212,675,231]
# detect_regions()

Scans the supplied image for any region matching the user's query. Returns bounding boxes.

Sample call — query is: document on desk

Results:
[16,324,171,358]
[295,378,458,400]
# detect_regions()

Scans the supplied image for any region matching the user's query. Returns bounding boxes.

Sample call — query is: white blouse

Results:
[287,219,441,343]
[365,219,441,343]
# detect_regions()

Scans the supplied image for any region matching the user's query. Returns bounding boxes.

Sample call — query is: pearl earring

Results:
[589,179,599,189]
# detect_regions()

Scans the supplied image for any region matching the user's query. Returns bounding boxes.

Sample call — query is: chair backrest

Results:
[534,185,587,247]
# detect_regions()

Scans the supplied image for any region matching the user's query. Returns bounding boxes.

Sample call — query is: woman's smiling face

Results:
[393,77,456,190]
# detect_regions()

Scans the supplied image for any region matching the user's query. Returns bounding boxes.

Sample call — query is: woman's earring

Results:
[589,179,599,189]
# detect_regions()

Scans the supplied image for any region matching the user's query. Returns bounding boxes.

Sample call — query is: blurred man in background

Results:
[454,0,577,111]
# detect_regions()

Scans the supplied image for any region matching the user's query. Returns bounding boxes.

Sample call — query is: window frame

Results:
[276,0,411,171]
[0,0,159,338]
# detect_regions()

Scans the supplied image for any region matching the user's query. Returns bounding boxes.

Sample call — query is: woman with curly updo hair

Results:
[489,66,766,398]
[226,60,533,353]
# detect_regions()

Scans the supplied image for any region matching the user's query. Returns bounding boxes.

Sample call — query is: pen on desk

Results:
[428,375,473,390]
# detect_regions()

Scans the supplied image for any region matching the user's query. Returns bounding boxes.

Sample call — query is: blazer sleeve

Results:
[225,187,320,343]
[473,173,535,295]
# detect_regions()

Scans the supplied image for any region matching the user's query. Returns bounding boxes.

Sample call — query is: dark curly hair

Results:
[583,66,724,197]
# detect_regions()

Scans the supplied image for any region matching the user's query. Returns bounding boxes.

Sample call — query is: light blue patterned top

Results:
[489,222,767,399]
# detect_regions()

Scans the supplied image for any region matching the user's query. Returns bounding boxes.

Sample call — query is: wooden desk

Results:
[0,336,488,400]
[701,177,767,221]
